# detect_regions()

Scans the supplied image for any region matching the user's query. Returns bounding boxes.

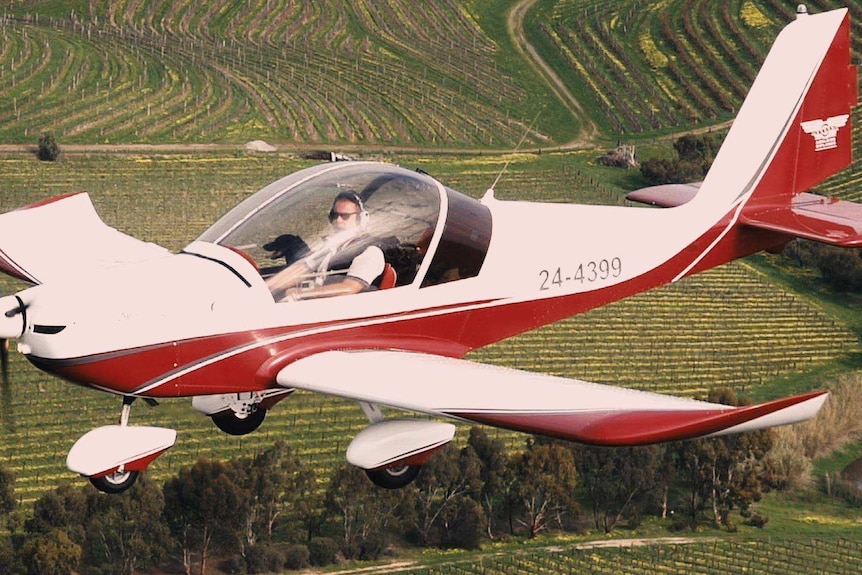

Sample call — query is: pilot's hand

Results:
[282,289,303,302]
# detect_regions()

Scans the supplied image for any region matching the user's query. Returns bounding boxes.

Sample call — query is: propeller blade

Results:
[1,338,7,384]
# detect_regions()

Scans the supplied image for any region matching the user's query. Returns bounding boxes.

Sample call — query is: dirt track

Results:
[314,537,714,575]
[508,0,599,148]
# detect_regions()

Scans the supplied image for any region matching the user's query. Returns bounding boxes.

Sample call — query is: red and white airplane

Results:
[0,7,860,493]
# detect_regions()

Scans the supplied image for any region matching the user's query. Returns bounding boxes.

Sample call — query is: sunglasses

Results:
[328,210,359,222]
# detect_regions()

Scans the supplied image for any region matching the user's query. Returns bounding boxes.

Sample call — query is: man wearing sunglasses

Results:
[266,191,384,301]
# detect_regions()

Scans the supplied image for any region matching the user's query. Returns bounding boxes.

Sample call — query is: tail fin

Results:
[707,8,861,245]
[632,9,862,246]
[737,8,856,208]
[701,8,856,206]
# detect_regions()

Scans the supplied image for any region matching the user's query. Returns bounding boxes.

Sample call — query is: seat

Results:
[378,263,397,290]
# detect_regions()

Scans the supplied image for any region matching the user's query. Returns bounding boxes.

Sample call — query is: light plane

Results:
[0,7,859,493]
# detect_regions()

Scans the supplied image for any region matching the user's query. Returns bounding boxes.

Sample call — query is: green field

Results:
[1,0,862,572]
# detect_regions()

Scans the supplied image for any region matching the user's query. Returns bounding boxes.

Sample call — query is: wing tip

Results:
[454,390,829,446]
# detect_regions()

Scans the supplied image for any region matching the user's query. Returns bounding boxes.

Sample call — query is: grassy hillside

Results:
[1,0,859,147]
[0,0,569,146]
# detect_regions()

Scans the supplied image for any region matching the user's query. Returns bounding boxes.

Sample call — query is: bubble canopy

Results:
[197,162,491,291]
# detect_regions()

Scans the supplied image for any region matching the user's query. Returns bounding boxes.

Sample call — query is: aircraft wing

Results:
[276,350,827,446]
[0,193,170,284]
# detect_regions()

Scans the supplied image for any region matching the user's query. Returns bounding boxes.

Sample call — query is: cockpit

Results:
[197,162,492,300]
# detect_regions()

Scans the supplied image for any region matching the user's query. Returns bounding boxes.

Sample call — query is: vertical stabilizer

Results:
[697,9,856,212]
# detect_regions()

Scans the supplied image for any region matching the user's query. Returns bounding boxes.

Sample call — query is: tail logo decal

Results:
[800,115,850,151]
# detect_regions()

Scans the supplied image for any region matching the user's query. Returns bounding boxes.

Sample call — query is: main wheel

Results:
[211,407,266,436]
[365,465,422,489]
[89,470,140,494]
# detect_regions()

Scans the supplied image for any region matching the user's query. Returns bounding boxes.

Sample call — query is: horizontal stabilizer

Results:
[627,183,700,208]
[276,350,828,446]
[629,182,862,247]
[741,192,862,247]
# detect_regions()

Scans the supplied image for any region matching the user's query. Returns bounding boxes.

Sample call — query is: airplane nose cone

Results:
[0,295,26,339]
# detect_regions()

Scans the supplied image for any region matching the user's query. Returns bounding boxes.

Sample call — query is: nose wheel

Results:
[211,406,267,436]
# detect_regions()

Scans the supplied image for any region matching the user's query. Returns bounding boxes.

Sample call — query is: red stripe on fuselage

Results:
[28,207,787,398]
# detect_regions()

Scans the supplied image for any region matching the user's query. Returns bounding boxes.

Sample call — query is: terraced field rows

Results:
[525,0,861,138]
[0,0,543,147]
[5,1,860,147]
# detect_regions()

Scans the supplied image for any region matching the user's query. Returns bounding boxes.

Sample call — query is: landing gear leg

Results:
[357,402,423,489]
[89,396,140,494]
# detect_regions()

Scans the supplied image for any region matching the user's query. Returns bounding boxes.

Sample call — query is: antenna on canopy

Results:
[484,110,541,201]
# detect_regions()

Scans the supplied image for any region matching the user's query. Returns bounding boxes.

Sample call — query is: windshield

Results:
[198,163,442,292]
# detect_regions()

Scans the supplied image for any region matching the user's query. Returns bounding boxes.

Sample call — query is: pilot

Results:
[265,191,384,301]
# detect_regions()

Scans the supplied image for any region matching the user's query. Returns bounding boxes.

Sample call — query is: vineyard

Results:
[386,538,862,575]
[0,0,549,147]
[525,0,862,135]
[0,0,861,147]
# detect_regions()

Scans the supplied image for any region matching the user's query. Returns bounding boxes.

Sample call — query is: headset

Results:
[329,190,369,230]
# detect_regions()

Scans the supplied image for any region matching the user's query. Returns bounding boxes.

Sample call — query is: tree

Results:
[674,133,720,163]
[231,440,306,551]
[0,534,13,575]
[25,484,88,544]
[37,133,60,162]
[784,240,862,293]
[440,495,485,549]
[294,465,325,543]
[0,465,14,526]
[324,464,403,560]
[673,389,774,530]
[467,426,514,539]
[573,444,663,533]
[0,469,14,575]
[640,133,720,185]
[405,444,484,547]
[512,440,578,537]
[83,475,170,575]
[163,458,249,575]
[19,529,82,575]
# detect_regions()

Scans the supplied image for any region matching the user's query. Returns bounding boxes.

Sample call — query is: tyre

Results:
[89,470,139,494]
[211,407,266,436]
[365,465,421,489]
